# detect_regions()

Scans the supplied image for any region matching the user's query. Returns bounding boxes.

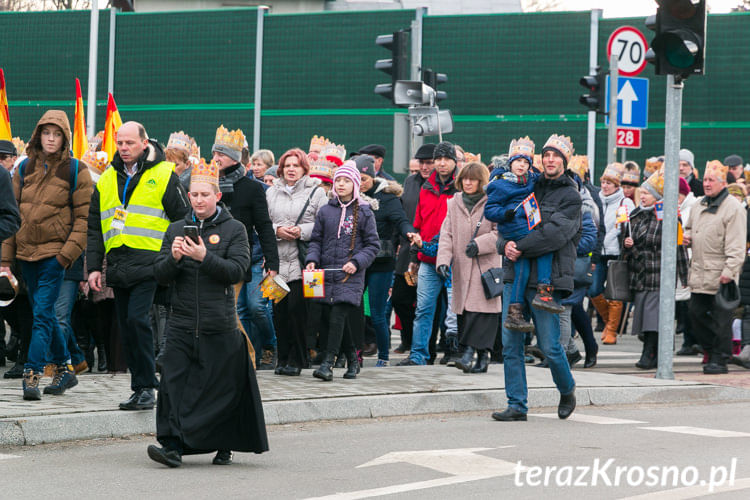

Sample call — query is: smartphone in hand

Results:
[184,225,199,244]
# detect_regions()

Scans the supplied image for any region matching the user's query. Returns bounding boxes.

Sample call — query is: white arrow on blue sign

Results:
[605,76,649,129]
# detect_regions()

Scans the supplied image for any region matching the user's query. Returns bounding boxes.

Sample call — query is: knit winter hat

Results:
[600,162,625,186]
[333,161,362,238]
[542,134,574,167]
[353,154,376,178]
[678,176,690,196]
[727,183,745,199]
[433,141,457,162]
[679,149,695,169]
[641,167,665,200]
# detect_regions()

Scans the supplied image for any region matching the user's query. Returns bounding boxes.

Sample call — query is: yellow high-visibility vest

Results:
[98,162,174,253]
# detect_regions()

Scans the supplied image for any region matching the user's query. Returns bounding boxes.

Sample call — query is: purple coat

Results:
[306,198,380,306]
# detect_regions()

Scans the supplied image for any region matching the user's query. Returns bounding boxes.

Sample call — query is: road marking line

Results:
[618,476,750,499]
[638,426,750,438]
[305,474,501,500]
[0,453,20,460]
[532,413,646,425]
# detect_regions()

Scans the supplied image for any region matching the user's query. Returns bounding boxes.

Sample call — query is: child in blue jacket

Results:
[485,137,563,332]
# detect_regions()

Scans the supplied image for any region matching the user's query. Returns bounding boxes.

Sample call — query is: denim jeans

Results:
[511,254,553,304]
[22,257,70,373]
[444,283,457,336]
[501,283,576,413]
[588,255,616,297]
[409,263,444,365]
[238,263,277,362]
[367,271,393,361]
[55,279,86,366]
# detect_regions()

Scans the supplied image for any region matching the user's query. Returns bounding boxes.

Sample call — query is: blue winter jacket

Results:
[306,198,380,306]
[484,169,540,240]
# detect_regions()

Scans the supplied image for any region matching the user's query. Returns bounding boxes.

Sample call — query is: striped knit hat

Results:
[333,160,361,238]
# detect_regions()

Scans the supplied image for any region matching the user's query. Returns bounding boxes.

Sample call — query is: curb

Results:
[3,384,749,446]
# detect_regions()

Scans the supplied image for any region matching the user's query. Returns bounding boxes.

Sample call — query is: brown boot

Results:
[504,304,535,332]
[532,284,565,314]
[590,295,609,340]
[602,300,623,344]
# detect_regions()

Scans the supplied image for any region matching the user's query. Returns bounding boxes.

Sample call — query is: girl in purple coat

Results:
[485,137,563,333]
[306,162,380,381]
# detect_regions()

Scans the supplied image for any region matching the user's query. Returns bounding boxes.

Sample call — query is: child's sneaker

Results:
[531,284,565,313]
[375,359,389,367]
[503,303,535,332]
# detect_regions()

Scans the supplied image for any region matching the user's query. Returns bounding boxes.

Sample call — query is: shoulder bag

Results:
[294,186,319,268]
[471,216,503,300]
[603,232,632,302]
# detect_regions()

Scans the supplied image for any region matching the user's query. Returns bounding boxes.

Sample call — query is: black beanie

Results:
[433,141,457,162]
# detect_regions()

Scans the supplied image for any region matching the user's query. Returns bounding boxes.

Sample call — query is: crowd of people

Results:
[1,108,750,457]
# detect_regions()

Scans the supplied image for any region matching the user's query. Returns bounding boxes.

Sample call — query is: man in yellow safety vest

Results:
[87,121,188,411]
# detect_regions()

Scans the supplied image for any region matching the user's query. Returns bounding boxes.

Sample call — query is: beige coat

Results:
[266,175,328,282]
[436,194,501,314]
[684,190,747,295]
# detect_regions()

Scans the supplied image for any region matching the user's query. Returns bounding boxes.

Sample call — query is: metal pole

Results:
[656,74,683,380]
[86,5,99,138]
[621,149,627,163]
[410,7,426,80]
[107,7,117,96]
[587,9,601,178]
[252,6,268,152]
[607,54,618,166]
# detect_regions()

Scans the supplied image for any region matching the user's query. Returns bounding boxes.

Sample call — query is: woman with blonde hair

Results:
[250,149,275,181]
[437,161,501,373]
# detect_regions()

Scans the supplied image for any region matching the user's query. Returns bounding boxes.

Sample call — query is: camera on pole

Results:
[578,67,606,113]
[374,30,409,104]
[645,0,706,78]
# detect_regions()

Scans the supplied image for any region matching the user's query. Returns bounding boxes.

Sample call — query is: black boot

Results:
[334,351,346,368]
[313,352,335,381]
[470,350,489,373]
[703,353,729,374]
[440,334,459,365]
[97,344,108,372]
[454,346,475,373]
[635,332,657,369]
[343,351,360,379]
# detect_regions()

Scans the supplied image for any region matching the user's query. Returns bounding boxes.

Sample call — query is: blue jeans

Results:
[511,253,553,304]
[22,257,70,373]
[55,279,86,366]
[588,255,615,297]
[501,283,575,413]
[409,263,444,365]
[237,263,276,363]
[367,271,393,361]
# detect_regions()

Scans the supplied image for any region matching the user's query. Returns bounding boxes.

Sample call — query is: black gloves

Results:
[503,209,515,222]
[437,265,450,279]
[465,240,479,258]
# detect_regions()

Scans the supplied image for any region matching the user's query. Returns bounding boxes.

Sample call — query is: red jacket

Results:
[414,169,457,263]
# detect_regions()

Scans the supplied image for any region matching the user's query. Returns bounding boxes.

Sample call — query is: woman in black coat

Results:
[147,172,267,468]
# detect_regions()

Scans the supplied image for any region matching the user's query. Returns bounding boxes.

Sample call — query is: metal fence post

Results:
[108,7,117,97]
[252,6,268,153]
[587,9,602,178]
[87,5,99,137]
[607,54,618,167]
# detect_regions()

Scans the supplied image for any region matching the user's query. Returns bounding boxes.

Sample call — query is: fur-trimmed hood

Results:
[373,176,403,197]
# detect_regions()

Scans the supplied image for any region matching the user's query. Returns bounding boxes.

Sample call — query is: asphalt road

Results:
[2,400,749,499]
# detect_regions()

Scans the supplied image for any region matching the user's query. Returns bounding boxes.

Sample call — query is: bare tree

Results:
[522,0,563,12]
[0,0,92,9]
[731,0,750,12]
[0,0,38,10]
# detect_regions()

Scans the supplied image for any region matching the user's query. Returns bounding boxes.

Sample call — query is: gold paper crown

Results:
[567,155,589,179]
[320,142,346,166]
[309,135,330,154]
[644,157,663,176]
[601,162,625,184]
[622,162,641,184]
[82,149,109,173]
[190,139,200,159]
[191,158,220,187]
[167,131,192,153]
[705,160,728,182]
[508,136,535,159]
[308,159,336,182]
[543,134,574,162]
[642,166,665,198]
[533,154,542,172]
[214,125,245,153]
[463,152,481,164]
[11,137,25,155]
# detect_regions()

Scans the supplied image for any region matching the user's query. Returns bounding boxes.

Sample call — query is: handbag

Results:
[294,186,319,268]
[573,255,593,288]
[471,216,503,300]
[604,259,632,302]
[375,238,395,259]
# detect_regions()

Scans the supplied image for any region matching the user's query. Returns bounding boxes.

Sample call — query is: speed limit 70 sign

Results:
[607,26,648,77]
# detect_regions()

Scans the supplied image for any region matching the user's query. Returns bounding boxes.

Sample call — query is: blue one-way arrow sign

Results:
[605,76,649,129]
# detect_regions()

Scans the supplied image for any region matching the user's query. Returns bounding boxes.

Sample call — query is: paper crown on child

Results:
[567,155,589,179]
[167,131,192,153]
[542,134,574,166]
[642,166,665,199]
[601,162,625,186]
[508,136,535,162]
[704,160,728,182]
[309,135,330,154]
[320,142,346,167]
[191,158,220,187]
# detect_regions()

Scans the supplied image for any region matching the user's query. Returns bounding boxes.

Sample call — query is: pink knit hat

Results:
[333,161,361,238]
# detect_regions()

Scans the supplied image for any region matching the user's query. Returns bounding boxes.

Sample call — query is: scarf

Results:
[462,191,484,213]
[219,163,247,194]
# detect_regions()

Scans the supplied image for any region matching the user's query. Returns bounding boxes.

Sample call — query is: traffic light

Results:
[374,30,409,103]
[422,69,447,103]
[578,67,605,113]
[645,0,706,77]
